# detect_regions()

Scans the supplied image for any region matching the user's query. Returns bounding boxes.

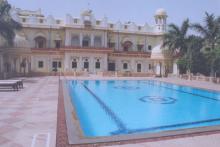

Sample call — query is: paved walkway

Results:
[110,133,220,147]
[0,76,58,147]
[159,77,220,92]
[0,76,220,147]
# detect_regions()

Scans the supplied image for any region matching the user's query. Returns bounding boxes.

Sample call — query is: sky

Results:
[7,0,220,26]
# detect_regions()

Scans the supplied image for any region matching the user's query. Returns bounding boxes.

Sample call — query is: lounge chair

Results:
[0,81,19,91]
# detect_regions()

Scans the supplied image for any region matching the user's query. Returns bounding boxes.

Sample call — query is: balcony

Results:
[112,51,151,58]
[32,46,113,54]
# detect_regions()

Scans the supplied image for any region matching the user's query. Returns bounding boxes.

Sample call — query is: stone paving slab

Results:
[0,76,58,147]
[110,133,220,147]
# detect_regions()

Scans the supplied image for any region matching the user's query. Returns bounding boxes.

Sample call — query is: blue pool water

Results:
[68,80,220,137]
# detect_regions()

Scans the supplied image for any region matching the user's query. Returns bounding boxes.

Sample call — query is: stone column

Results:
[103,55,108,71]
[132,36,137,51]
[65,30,71,46]
[64,53,69,72]
[48,56,51,72]
[80,33,83,47]
[79,57,83,71]
[103,31,107,47]
[30,56,35,72]
[91,33,94,47]
[173,62,179,75]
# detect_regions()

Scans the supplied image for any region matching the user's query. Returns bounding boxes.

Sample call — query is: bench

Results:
[5,80,23,88]
[0,81,19,91]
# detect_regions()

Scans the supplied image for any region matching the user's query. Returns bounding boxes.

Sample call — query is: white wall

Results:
[63,52,108,73]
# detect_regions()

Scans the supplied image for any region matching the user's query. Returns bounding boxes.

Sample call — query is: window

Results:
[38,61,44,68]
[108,63,115,71]
[35,36,46,48]
[22,18,26,23]
[94,36,102,48]
[137,63,141,72]
[84,59,89,69]
[123,41,133,51]
[148,45,152,50]
[56,20,60,24]
[109,42,115,48]
[52,61,57,69]
[39,19,44,23]
[123,63,128,70]
[138,26,142,31]
[137,44,144,51]
[149,64,152,70]
[124,25,128,29]
[74,19,78,24]
[82,36,90,47]
[110,24,114,28]
[52,61,61,69]
[96,21,100,25]
[95,59,100,69]
[58,61,62,68]
[55,40,61,48]
[72,59,77,68]
[71,36,80,46]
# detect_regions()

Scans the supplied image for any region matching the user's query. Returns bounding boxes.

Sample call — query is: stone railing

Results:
[179,74,220,84]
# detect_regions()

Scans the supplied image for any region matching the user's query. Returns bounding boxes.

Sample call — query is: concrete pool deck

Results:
[0,76,220,147]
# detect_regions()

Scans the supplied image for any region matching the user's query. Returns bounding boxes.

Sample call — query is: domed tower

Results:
[81,9,94,27]
[155,8,168,32]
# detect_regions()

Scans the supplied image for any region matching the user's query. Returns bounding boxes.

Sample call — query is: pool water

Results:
[68,80,220,137]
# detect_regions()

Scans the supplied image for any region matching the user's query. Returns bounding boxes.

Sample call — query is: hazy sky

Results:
[7,0,220,26]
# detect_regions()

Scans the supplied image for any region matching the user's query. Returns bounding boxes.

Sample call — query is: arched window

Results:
[72,59,77,68]
[82,36,91,47]
[35,36,46,48]
[84,59,89,69]
[122,41,133,51]
[94,36,102,48]
[123,63,128,70]
[71,36,80,47]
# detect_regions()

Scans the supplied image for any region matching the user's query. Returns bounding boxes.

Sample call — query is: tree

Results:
[163,19,190,76]
[185,35,204,74]
[0,0,22,46]
[191,12,220,76]
[163,19,190,57]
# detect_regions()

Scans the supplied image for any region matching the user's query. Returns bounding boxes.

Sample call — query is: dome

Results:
[14,34,30,48]
[155,8,167,16]
[151,44,164,59]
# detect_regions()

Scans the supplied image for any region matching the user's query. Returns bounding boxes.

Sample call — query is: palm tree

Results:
[163,19,190,57]
[162,19,190,76]
[191,12,220,76]
[0,0,22,46]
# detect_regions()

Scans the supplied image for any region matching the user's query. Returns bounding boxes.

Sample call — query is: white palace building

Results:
[0,7,175,78]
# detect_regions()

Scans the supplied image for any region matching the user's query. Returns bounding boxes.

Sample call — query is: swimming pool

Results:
[68,80,220,137]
